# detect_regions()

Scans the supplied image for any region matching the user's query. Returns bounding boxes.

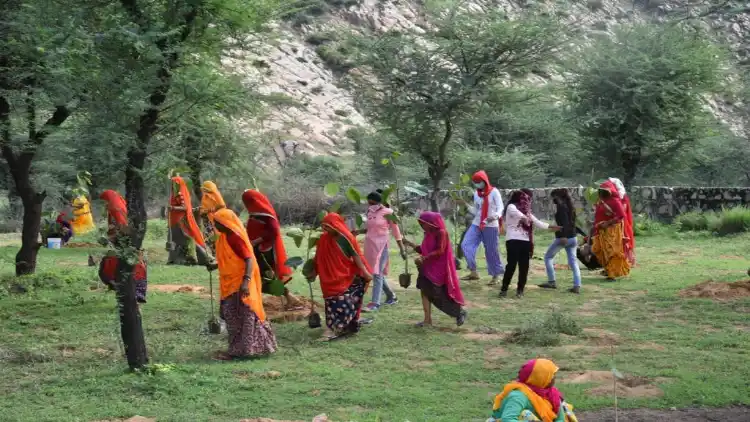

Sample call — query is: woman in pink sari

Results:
[403,212,467,327]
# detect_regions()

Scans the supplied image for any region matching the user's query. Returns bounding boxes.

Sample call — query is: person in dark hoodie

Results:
[538,188,583,294]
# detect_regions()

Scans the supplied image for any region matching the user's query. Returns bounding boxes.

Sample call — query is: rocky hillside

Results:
[224,0,749,164]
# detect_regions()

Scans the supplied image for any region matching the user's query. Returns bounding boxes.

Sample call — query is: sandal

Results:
[415,321,432,328]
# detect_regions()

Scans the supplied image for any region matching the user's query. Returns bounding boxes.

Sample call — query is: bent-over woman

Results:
[490,359,577,422]
[71,195,96,235]
[213,208,277,360]
[403,212,467,327]
[199,181,226,254]
[168,176,213,266]
[307,213,373,340]
[242,189,302,308]
[591,181,630,280]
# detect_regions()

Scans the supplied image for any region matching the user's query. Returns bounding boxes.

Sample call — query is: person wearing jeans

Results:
[539,188,583,293]
[359,191,405,312]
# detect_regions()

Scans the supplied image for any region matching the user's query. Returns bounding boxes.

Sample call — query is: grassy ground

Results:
[0,222,749,422]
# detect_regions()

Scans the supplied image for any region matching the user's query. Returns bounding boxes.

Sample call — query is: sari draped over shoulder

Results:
[242,189,293,284]
[169,176,205,247]
[315,213,371,298]
[99,190,128,240]
[200,181,226,225]
[418,212,464,305]
[492,359,565,422]
[592,181,630,278]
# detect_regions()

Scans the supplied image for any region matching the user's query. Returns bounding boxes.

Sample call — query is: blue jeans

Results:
[370,246,395,306]
[544,237,582,287]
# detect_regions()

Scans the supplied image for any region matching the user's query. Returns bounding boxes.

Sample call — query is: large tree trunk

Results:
[15,190,43,275]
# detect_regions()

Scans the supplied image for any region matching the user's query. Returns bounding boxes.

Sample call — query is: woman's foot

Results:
[515,291,524,299]
[415,321,432,328]
[538,281,557,289]
[568,286,580,294]
[384,297,399,306]
[456,309,468,326]
[362,302,380,312]
[462,272,480,281]
[487,276,499,286]
[498,290,508,298]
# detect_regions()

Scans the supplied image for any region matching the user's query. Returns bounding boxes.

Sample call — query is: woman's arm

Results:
[530,214,556,231]
[240,258,253,295]
[598,199,625,228]
[487,189,503,222]
[352,255,373,282]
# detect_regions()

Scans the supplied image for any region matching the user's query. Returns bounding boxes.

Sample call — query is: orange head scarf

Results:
[242,189,293,283]
[99,190,128,226]
[493,359,562,422]
[200,181,226,221]
[169,176,205,247]
[315,213,371,297]
[472,170,495,230]
[214,208,265,321]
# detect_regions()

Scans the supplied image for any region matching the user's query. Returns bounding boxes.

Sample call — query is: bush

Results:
[713,207,750,236]
[675,210,715,232]
[633,214,669,236]
[506,312,581,347]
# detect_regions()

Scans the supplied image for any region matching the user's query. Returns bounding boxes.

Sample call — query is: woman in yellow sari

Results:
[71,196,96,235]
[591,181,630,281]
[213,208,277,360]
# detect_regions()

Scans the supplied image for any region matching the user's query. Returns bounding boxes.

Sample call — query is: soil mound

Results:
[679,280,750,300]
[561,370,663,398]
[66,242,101,248]
[263,296,320,323]
[151,284,209,297]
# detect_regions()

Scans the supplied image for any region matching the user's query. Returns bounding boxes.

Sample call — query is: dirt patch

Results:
[679,280,750,300]
[577,406,750,422]
[66,242,101,248]
[463,326,507,342]
[554,344,607,356]
[92,417,155,422]
[463,300,489,310]
[483,347,510,368]
[151,284,209,298]
[561,370,663,399]
[263,296,320,323]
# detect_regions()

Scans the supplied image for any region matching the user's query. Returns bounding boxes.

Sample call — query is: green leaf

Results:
[307,233,321,249]
[391,151,402,158]
[355,213,365,228]
[316,210,329,223]
[302,258,315,279]
[286,228,305,248]
[460,173,471,185]
[285,256,305,269]
[329,201,342,213]
[265,278,286,296]
[324,183,340,197]
[345,187,362,204]
[384,213,400,223]
[381,158,390,165]
[611,368,625,380]
[381,185,395,203]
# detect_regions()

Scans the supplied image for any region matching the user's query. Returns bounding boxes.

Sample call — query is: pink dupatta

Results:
[418,212,465,305]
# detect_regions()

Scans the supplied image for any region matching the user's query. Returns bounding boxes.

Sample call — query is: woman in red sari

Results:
[608,177,636,266]
[307,213,373,340]
[168,176,213,267]
[98,190,147,303]
[592,181,631,281]
[242,189,302,308]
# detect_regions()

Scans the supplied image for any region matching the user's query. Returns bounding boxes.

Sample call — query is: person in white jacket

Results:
[460,170,505,285]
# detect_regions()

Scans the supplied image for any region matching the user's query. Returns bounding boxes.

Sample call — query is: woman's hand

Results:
[549,225,562,232]
[240,277,251,297]
[414,256,425,267]
[362,271,373,283]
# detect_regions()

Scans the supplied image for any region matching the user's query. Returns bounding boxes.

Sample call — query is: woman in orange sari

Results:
[213,208,277,360]
[307,213,373,340]
[592,181,631,281]
[199,181,226,254]
[242,189,301,308]
[98,190,148,303]
[168,176,213,267]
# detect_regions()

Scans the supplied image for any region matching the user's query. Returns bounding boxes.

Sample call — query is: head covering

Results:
[515,191,534,256]
[200,181,226,221]
[99,190,128,226]
[241,189,293,283]
[169,176,205,247]
[213,208,265,321]
[315,213,371,297]
[608,178,626,200]
[493,359,562,422]
[418,212,464,305]
[71,196,95,235]
[471,170,495,230]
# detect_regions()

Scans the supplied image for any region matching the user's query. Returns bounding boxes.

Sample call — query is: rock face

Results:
[230,0,748,162]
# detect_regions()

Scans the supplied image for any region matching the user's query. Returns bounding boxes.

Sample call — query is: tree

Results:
[0,0,90,275]
[566,24,724,186]
[347,5,567,210]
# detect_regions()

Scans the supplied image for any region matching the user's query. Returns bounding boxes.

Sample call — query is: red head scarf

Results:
[315,213,371,297]
[169,176,205,247]
[241,189,293,283]
[471,170,495,230]
[99,190,128,227]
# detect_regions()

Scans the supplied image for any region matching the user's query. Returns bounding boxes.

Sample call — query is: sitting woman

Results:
[307,213,373,340]
[490,359,577,422]
[591,181,630,281]
[99,250,148,304]
[213,208,277,360]
[402,212,467,327]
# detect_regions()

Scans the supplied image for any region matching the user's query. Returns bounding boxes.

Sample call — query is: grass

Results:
[0,222,749,421]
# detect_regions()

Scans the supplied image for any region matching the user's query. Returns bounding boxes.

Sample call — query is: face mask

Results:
[474,182,486,190]
[368,204,382,211]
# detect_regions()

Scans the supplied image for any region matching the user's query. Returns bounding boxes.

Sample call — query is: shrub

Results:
[633,214,669,236]
[315,44,355,73]
[506,312,581,347]
[713,206,750,236]
[675,210,714,232]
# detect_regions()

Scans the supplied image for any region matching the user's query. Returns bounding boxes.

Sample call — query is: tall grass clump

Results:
[506,312,582,347]
[633,214,670,236]
[712,206,750,236]
[675,210,716,232]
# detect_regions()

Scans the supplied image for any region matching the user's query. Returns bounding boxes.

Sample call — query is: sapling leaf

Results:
[460,173,471,184]
[307,233,320,249]
[302,258,315,278]
[286,228,305,248]
[391,151,402,158]
[355,213,365,228]
[316,210,328,223]
[345,187,362,204]
[324,183,340,197]
[611,368,625,380]
[285,256,305,269]
[384,213,400,223]
[265,278,286,296]
[381,158,390,165]
[329,201,342,213]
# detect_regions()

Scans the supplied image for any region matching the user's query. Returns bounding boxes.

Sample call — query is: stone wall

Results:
[505,187,750,222]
